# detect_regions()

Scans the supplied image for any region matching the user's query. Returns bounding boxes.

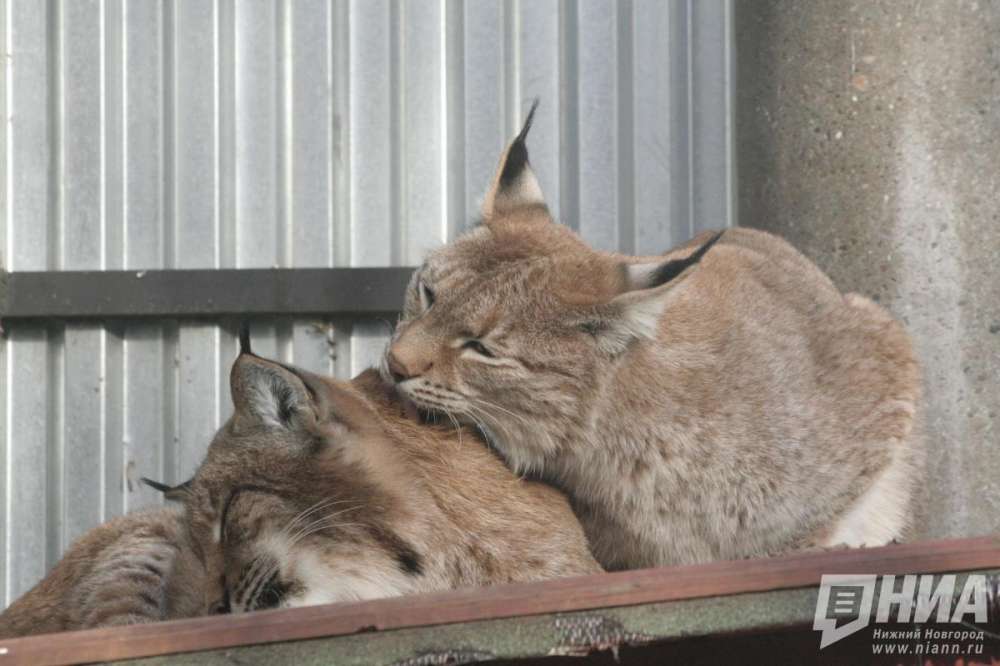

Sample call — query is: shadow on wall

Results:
[736,0,1000,539]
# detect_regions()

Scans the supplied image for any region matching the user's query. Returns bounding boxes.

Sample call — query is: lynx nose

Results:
[387,349,431,382]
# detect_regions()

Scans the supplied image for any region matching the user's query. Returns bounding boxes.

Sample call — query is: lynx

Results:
[164,331,599,613]
[384,102,925,570]
[0,507,210,638]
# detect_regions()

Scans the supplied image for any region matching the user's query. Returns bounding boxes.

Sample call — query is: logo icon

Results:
[813,574,989,648]
[814,574,877,648]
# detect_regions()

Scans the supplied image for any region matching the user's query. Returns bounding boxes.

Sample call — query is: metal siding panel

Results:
[172,1,223,484]
[4,0,52,604]
[576,0,618,251]
[351,324,389,378]
[401,0,445,264]
[289,0,338,376]
[283,0,343,374]
[0,336,7,607]
[123,325,167,511]
[102,0,127,520]
[103,331,124,518]
[0,0,736,605]
[235,0,278,270]
[5,328,50,604]
[61,0,103,271]
[7,0,50,271]
[58,1,106,548]
[348,0,392,267]
[61,327,104,544]
[291,321,335,378]
[690,0,731,232]
[0,0,7,607]
[1,0,7,268]
[121,1,167,513]
[289,0,334,269]
[633,0,680,254]
[515,0,561,222]
[103,0,123,272]
[233,0,280,370]
[349,0,392,375]
[123,0,164,270]
[175,325,219,482]
[173,0,218,270]
[460,0,504,227]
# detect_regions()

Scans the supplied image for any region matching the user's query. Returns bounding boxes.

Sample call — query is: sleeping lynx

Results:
[385,103,925,570]
[163,332,599,613]
[0,507,210,638]
[0,333,599,634]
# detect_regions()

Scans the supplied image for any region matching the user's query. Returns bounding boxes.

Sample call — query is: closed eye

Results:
[462,340,495,358]
[419,280,435,310]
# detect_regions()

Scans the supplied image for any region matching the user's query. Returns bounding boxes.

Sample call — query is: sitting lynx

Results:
[384,103,925,570]
[0,507,210,638]
[160,331,599,613]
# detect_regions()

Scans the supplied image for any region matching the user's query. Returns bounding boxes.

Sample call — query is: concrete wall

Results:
[737,1,1000,539]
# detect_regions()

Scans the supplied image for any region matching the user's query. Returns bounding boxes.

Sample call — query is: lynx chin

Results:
[384,100,925,570]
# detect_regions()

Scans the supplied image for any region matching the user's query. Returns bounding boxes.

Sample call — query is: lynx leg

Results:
[822,444,916,548]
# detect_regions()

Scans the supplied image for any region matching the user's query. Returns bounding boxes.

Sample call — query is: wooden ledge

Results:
[2,535,999,665]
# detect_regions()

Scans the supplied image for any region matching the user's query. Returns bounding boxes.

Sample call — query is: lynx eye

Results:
[256,575,290,611]
[462,340,495,358]
[419,280,435,310]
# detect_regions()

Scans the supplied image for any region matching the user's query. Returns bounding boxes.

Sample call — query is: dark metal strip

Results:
[0,268,414,320]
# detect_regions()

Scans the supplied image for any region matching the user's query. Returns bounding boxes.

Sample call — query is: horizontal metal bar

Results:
[0,268,415,321]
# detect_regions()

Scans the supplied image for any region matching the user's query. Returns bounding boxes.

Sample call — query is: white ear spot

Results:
[590,295,668,355]
[500,169,544,209]
[624,262,662,291]
[619,296,667,341]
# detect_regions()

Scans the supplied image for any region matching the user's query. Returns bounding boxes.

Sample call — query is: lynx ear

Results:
[581,231,724,355]
[481,99,547,219]
[141,477,192,502]
[621,231,723,293]
[230,354,315,430]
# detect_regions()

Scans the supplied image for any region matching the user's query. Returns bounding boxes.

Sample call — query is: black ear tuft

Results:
[499,98,539,188]
[141,477,192,502]
[648,230,724,288]
[140,477,172,493]
[239,322,252,356]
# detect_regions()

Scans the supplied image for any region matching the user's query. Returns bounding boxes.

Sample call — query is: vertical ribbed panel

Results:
[0,0,735,604]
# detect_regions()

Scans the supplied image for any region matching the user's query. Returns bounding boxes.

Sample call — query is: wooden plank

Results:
[2,535,999,666]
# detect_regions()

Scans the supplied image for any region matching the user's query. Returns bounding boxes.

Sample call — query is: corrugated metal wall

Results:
[0,0,734,605]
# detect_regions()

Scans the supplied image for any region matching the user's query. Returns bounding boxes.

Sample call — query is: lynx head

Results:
[177,332,436,613]
[384,101,720,472]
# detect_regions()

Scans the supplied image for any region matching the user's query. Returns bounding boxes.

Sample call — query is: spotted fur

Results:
[0,508,209,637]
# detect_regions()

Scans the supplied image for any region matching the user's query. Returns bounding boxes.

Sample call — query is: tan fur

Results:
[0,507,209,638]
[182,354,600,613]
[384,123,925,570]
